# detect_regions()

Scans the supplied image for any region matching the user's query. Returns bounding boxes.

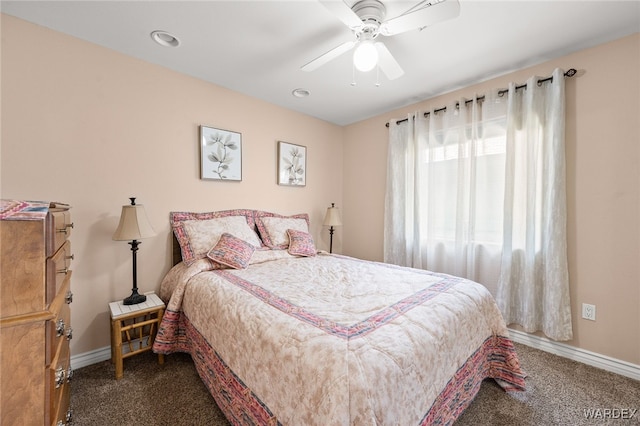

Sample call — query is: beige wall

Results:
[2,14,638,367]
[1,15,343,355]
[343,34,640,365]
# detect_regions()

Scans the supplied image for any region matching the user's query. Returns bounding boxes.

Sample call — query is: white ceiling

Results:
[2,0,639,126]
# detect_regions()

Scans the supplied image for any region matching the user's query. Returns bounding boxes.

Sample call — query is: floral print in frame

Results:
[200,125,242,181]
[277,141,306,186]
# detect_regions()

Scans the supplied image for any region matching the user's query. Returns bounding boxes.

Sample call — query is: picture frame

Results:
[200,125,242,181]
[277,141,306,186]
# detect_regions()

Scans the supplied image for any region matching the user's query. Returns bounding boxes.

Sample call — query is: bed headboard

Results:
[172,233,182,266]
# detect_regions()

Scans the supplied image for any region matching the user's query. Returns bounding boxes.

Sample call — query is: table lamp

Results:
[113,197,156,305]
[323,203,342,254]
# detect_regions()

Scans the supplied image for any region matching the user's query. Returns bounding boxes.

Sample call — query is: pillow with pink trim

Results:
[207,233,256,269]
[286,229,317,257]
[171,209,261,265]
[254,211,309,249]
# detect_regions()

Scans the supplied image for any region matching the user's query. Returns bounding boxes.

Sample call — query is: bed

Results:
[153,209,525,425]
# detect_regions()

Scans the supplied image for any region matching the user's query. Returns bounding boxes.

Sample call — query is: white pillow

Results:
[181,216,261,262]
[256,215,309,249]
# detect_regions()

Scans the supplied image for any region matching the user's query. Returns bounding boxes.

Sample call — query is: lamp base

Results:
[123,290,147,305]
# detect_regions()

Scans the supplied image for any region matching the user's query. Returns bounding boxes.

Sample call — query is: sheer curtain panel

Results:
[496,69,572,340]
[384,68,572,341]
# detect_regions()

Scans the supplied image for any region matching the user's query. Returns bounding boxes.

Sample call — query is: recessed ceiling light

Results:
[292,88,310,98]
[150,30,180,48]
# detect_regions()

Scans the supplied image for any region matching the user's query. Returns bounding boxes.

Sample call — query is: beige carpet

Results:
[70,343,639,425]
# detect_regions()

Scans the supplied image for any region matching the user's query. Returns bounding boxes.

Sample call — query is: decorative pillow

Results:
[286,229,317,257]
[207,233,256,269]
[254,212,310,249]
[171,210,261,265]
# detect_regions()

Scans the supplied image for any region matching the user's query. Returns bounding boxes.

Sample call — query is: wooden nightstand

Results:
[109,293,165,379]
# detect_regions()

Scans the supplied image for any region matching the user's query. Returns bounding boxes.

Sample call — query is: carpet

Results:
[70,343,639,425]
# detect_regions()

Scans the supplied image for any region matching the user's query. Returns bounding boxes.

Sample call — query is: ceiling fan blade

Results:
[375,42,404,80]
[301,41,356,72]
[379,0,460,36]
[319,0,363,30]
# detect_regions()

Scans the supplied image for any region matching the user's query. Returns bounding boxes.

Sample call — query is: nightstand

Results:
[109,293,165,379]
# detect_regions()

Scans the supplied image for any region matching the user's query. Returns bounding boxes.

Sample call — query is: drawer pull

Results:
[57,267,69,275]
[66,254,75,261]
[65,290,73,304]
[55,366,65,388]
[56,319,65,337]
[65,327,73,340]
[66,367,74,383]
[56,421,64,426]
[66,409,73,423]
[57,222,74,234]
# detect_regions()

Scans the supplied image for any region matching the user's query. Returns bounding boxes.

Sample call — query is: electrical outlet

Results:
[582,303,596,321]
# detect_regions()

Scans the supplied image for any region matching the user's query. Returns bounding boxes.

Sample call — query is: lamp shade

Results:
[113,203,156,241]
[323,204,342,227]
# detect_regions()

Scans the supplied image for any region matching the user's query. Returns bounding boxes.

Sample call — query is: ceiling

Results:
[2,1,639,126]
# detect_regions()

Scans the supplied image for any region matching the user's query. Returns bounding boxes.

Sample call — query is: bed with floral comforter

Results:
[153,245,525,425]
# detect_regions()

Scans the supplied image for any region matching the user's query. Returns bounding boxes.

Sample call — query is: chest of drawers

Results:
[1,201,74,426]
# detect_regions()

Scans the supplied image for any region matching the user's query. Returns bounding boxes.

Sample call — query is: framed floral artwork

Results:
[200,125,242,181]
[278,141,306,186]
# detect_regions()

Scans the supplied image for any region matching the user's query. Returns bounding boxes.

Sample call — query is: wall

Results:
[1,15,344,355]
[343,34,640,365]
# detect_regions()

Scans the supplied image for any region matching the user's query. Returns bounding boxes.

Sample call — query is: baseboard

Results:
[70,345,111,370]
[508,329,640,381]
[70,341,162,370]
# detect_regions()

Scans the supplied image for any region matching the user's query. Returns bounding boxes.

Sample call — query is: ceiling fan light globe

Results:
[353,41,378,72]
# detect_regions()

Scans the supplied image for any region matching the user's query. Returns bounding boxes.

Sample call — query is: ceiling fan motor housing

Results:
[352,0,386,38]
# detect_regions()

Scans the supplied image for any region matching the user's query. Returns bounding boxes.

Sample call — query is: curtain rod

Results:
[385,68,577,128]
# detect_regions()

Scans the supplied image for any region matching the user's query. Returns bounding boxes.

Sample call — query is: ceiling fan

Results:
[302,0,460,80]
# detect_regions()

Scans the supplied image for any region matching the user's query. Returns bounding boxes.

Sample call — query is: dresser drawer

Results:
[46,241,73,304]
[45,285,72,367]
[52,380,71,426]
[46,210,73,257]
[46,335,70,426]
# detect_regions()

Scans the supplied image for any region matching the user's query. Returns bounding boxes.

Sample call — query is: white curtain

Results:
[384,68,572,341]
[497,69,572,340]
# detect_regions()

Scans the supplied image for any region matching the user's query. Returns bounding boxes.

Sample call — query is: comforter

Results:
[153,252,525,425]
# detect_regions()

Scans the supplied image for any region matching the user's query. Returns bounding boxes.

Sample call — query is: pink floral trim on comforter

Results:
[216,269,464,339]
[156,310,280,425]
